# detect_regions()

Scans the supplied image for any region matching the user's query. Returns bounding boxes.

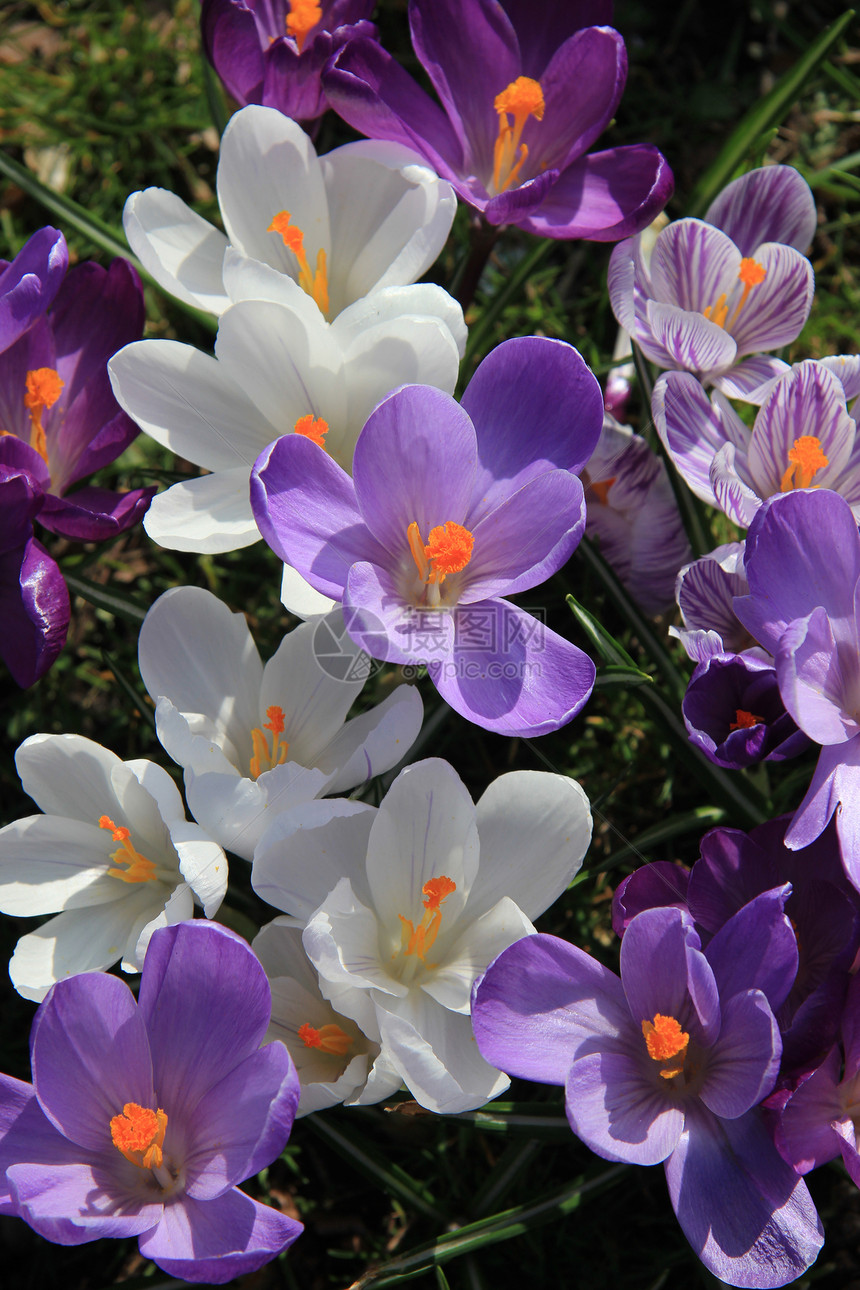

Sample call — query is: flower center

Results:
[294,413,328,449]
[298,1022,353,1056]
[22,367,63,463]
[99,815,158,883]
[730,708,763,731]
[407,520,474,607]
[286,0,321,51]
[492,76,545,194]
[642,1013,689,1080]
[268,210,329,315]
[779,435,829,492]
[250,704,290,778]
[110,1102,168,1171]
[703,257,766,332]
[589,477,616,506]
[395,876,456,974]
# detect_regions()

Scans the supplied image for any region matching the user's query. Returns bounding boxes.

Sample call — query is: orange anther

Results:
[730,709,763,731]
[590,477,616,506]
[492,76,545,193]
[642,1013,689,1064]
[424,523,475,581]
[780,435,829,493]
[422,875,456,912]
[294,413,329,449]
[738,257,766,288]
[23,367,63,463]
[286,0,321,52]
[298,1021,353,1056]
[397,876,456,963]
[99,816,157,884]
[268,210,329,315]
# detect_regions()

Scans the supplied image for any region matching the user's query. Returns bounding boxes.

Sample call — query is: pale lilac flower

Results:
[0,921,302,1282]
[670,543,754,663]
[473,904,824,1287]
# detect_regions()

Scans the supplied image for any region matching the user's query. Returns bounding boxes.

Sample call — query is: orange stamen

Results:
[286,0,321,52]
[267,210,329,315]
[730,709,763,731]
[298,1022,353,1056]
[703,259,767,332]
[99,815,157,884]
[294,413,329,449]
[396,876,456,962]
[590,477,616,506]
[780,436,829,493]
[249,704,290,778]
[642,1014,689,1080]
[492,76,544,194]
[24,367,63,463]
[110,1102,168,1170]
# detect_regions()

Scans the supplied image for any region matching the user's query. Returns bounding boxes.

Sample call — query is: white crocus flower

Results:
[137,587,423,863]
[0,734,227,1001]
[252,759,593,1114]
[122,103,465,337]
[254,917,402,1116]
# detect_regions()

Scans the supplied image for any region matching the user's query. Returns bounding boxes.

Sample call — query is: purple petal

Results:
[645,301,738,376]
[460,337,603,519]
[611,863,690,937]
[251,435,386,598]
[704,889,797,1012]
[201,0,265,103]
[0,1075,82,1214]
[8,1159,162,1245]
[713,353,790,403]
[705,165,817,255]
[650,219,740,314]
[184,1043,299,1198]
[565,1049,685,1165]
[0,227,67,355]
[776,1048,844,1172]
[709,443,760,527]
[50,259,144,403]
[665,1104,823,1287]
[344,560,455,664]
[682,652,810,770]
[787,738,860,886]
[699,990,781,1119]
[30,972,154,1153]
[501,0,613,77]
[482,169,560,227]
[652,371,745,504]
[748,360,855,498]
[137,922,272,1118]
[536,27,627,172]
[429,600,595,736]
[731,243,814,357]
[674,542,751,659]
[519,144,674,241]
[471,932,630,1085]
[620,908,720,1046]
[0,515,69,688]
[138,1187,302,1283]
[776,607,860,744]
[38,484,155,541]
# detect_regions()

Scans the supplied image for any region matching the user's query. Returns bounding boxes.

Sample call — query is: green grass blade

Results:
[65,573,148,624]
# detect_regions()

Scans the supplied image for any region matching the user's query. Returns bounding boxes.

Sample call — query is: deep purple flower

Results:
[473,905,824,1286]
[734,489,860,878]
[251,337,601,735]
[0,921,302,1282]
[610,166,814,402]
[0,471,69,688]
[683,652,810,770]
[0,255,154,541]
[323,0,672,239]
[201,0,376,126]
[0,227,68,356]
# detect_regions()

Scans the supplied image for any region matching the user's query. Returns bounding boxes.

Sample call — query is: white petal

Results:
[123,188,228,314]
[334,283,467,359]
[425,898,534,1014]
[142,470,260,553]
[222,247,325,328]
[303,877,404,996]
[154,697,243,779]
[109,340,277,469]
[124,757,187,828]
[320,683,424,794]
[252,799,375,916]
[125,883,195,971]
[171,825,228,918]
[15,734,121,821]
[281,564,336,618]
[0,817,123,914]
[185,760,332,863]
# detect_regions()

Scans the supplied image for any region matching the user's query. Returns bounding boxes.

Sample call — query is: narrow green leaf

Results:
[100,650,155,730]
[686,10,856,217]
[462,236,555,370]
[593,665,655,690]
[65,573,148,624]
[565,593,647,675]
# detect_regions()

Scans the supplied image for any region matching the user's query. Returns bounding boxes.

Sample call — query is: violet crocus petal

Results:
[137,922,272,1117]
[138,1187,302,1284]
[564,1049,685,1165]
[324,38,464,185]
[481,170,562,228]
[408,0,519,176]
[620,908,720,1047]
[776,606,860,744]
[344,561,455,665]
[460,337,603,519]
[704,888,797,1013]
[731,243,814,357]
[183,1042,298,1199]
[1,528,70,688]
[713,354,790,404]
[501,0,613,77]
[0,226,67,355]
[787,738,860,881]
[38,485,155,541]
[519,145,674,241]
[0,1075,85,1214]
[736,490,860,654]
[646,301,738,377]
[200,0,264,102]
[709,443,761,528]
[699,989,781,1119]
[471,932,630,1085]
[539,29,627,172]
[674,542,751,660]
[820,354,860,403]
[682,652,809,771]
[776,1048,844,1172]
[429,601,595,737]
[8,1160,162,1245]
[748,360,855,498]
[665,1104,824,1287]
[251,435,386,599]
[652,371,745,505]
[650,219,740,314]
[30,972,154,1152]
[50,259,145,404]
[705,165,817,256]
[611,863,690,938]
[841,971,860,1070]
[350,385,477,555]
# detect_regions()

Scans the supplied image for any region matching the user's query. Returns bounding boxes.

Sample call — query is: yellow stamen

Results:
[730,709,763,731]
[249,704,290,778]
[24,367,63,463]
[286,0,321,52]
[268,210,329,315]
[99,815,157,884]
[642,1013,689,1080]
[780,436,829,493]
[294,413,329,449]
[396,876,456,963]
[703,258,766,332]
[298,1022,353,1056]
[492,76,544,194]
[110,1103,168,1170]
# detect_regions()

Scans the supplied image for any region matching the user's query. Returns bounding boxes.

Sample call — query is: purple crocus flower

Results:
[682,652,810,770]
[653,361,860,526]
[473,904,824,1286]
[671,542,755,664]
[201,0,376,127]
[323,0,672,239]
[0,226,68,356]
[251,337,601,735]
[0,254,154,541]
[0,921,302,1282]
[609,165,815,402]
[734,489,860,880]
[0,470,69,688]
